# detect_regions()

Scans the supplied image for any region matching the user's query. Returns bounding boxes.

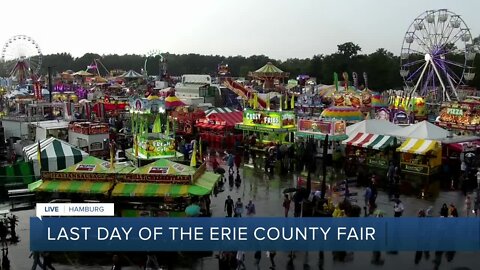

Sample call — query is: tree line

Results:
[30,41,480,91]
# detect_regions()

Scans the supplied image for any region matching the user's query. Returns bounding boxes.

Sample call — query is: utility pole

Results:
[47,66,54,103]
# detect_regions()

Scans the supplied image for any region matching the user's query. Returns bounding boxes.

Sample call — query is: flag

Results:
[165,116,170,136]
[134,135,139,156]
[279,95,283,111]
[190,141,197,167]
[290,94,295,109]
[334,72,339,92]
[266,93,270,110]
[284,94,288,109]
[199,137,202,162]
[253,93,258,109]
[153,114,161,133]
[37,141,42,170]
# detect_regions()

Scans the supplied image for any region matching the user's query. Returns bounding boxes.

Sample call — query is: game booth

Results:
[169,107,205,139]
[343,132,398,170]
[124,96,183,167]
[295,94,324,117]
[396,138,442,175]
[196,107,243,149]
[235,109,296,149]
[437,100,480,135]
[295,119,347,141]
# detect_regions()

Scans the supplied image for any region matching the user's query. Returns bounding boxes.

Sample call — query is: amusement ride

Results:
[400,9,477,103]
[1,35,42,84]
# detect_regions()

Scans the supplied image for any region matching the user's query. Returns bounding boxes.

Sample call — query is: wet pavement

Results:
[2,158,479,270]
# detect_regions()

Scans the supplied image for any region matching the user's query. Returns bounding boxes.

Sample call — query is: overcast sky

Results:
[2,0,479,60]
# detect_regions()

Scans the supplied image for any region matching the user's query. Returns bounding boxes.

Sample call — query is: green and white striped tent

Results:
[23,137,89,176]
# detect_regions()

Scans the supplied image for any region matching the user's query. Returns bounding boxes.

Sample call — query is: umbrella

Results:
[283,187,298,194]
[185,204,201,217]
[119,70,143,79]
[465,152,475,158]
[373,209,385,217]
[79,99,91,104]
[214,167,226,174]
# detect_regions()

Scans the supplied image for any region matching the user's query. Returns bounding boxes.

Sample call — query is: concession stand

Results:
[68,122,109,155]
[196,107,243,149]
[437,100,480,135]
[396,138,442,175]
[235,109,296,148]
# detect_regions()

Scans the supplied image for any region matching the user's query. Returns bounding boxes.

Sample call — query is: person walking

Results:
[29,251,43,270]
[42,252,55,270]
[234,153,242,173]
[224,196,234,217]
[393,198,405,217]
[267,251,276,269]
[234,198,244,217]
[145,253,160,270]
[226,152,235,174]
[2,247,10,270]
[235,171,242,189]
[0,221,7,247]
[246,200,256,216]
[449,203,458,217]
[414,210,430,264]
[465,196,472,217]
[440,203,449,217]
[111,254,122,270]
[475,193,480,217]
[236,251,245,270]
[254,251,261,270]
[283,194,291,217]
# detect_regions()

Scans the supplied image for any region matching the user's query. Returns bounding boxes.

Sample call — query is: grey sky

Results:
[2,0,479,60]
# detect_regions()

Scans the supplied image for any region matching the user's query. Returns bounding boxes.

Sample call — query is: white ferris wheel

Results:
[1,35,42,82]
[400,9,477,102]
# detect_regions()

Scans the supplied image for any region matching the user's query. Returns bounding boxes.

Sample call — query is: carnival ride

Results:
[144,50,166,78]
[248,62,289,90]
[1,35,42,83]
[223,78,267,108]
[400,9,477,103]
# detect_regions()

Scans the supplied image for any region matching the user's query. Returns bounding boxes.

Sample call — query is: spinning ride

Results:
[1,35,42,83]
[400,9,477,103]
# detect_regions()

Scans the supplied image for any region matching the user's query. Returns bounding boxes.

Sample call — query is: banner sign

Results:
[31,217,480,251]
[41,172,115,181]
[120,174,191,184]
[242,109,295,128]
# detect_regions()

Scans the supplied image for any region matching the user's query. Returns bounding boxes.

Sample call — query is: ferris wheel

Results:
[1,35,42,82]
[400,9,477,102]
[144,49,166,77]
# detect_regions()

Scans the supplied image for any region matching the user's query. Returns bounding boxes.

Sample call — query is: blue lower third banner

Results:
[30,217,480,251]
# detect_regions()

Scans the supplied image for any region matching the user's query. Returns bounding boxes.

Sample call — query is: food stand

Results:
[235,109,296,148]
[196,107,243,149]
[68,122,109,155]
[125,96,183,166]
[320,106,364,123]
[34,156,220,217]
[111,160,220,217]
[396,138,442,175]
[437,100,480,134]
[295,119,347,141]
[343,132,397,169]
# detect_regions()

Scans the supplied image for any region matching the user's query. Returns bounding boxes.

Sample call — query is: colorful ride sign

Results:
[242,109,295,129]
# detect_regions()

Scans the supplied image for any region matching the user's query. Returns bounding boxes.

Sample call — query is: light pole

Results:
[47,66,55,103]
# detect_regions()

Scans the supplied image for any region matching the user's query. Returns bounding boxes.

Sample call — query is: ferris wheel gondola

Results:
[400,9,477,103]
[1,35,42,83]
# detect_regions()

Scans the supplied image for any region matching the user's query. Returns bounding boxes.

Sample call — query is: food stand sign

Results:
[297,119,345,136]
[138,137,175,157]
[41,171,115,181]
[121,174,191,184]
[243,109,295,128]
[446,108,464,116]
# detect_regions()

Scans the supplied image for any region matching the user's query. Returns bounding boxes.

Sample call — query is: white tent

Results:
[346,119,401,137]
[23,137,89,176]
[389,120,450,140]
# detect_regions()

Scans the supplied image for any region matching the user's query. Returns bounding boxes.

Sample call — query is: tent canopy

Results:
[23,137,89,175]
[342,132,396,150]
[397,138,440,155]
[390,120,449,140]
[346,119,401,137]
[204,107,242,127]
[120,70,143,79]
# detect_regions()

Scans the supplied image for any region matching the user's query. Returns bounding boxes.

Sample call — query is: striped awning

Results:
[205,107,238,117]
[36,180,112,194]
[23,138,88,175]
[397,138,439,155]
[111,172,220,197]
[342,133,395,150]
[111,183,190,197]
